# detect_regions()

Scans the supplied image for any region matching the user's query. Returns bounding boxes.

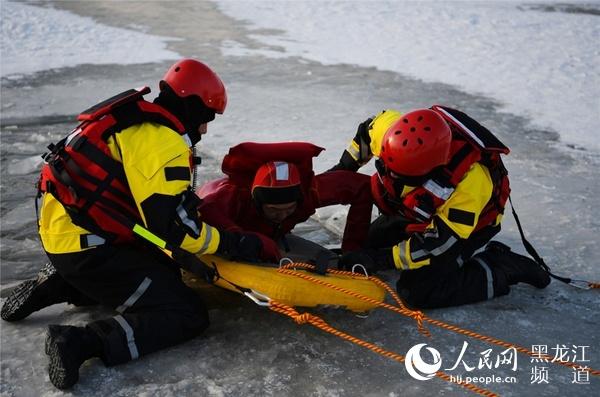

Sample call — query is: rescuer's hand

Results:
[218,231,263,262]
[338,248,395,275]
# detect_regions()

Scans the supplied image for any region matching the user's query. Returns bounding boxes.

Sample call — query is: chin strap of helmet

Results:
[191,146,202,192]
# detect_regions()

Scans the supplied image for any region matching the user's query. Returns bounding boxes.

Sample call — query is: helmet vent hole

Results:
[417,116,423,121]
[402,139,408,146]
[394,130,401,135]
[175,67,181,72]
[418,138,423,145]
[388,156,394,162]
[403,118,409,123]
[424,126,431,132]
[410,127,416,132]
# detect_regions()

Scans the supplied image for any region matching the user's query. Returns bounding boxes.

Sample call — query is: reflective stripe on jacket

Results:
[391,162,494,270]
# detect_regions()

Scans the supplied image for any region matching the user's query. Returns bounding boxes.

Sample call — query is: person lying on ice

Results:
[0,59,264,390]
[197,141,374,263]
[332,106,550,309]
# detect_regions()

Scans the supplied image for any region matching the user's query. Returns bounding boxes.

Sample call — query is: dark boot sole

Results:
[1,263,65,322]
[1,280,39,322]
[45,327,79,390]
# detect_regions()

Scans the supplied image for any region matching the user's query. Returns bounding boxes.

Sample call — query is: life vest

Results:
[38,86,188,244]
[372,105,511,233]
[197,142,324,239]
[220,141,324,190]
[198,142,323,199]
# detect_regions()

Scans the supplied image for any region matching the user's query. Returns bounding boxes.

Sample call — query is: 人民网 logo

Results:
[405,343,442,381]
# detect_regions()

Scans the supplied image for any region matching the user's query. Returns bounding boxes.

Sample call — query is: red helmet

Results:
[252,161,303,205]
[160,59,227,114]
[380,109,452,177]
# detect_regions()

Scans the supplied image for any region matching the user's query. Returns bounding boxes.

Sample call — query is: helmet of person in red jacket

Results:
[252,161,303,223]
[380,108,452,181]
[160,59,227,114]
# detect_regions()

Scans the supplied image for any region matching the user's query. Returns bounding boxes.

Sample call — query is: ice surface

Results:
[6,155,43,175]
[216,0,600,152]
[1,1,598,396]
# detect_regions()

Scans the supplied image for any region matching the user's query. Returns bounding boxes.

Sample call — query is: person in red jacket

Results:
[197,142,374,262]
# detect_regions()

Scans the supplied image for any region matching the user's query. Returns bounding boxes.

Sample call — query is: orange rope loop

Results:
[278,262,431,336]
[277,262,600,377]
[269,300,498,397]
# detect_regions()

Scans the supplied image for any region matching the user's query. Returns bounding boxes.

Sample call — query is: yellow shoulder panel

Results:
[436,163,493,238]
[114,123,191,222]
[38,193,93,253]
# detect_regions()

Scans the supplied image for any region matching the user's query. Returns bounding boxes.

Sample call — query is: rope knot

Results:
[294,313,313,325]
[412,311,431,337]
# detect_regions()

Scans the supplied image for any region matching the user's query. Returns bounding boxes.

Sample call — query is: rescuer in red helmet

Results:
[197,142,374,262]
[334,106,550,308]
[0,59,263,389]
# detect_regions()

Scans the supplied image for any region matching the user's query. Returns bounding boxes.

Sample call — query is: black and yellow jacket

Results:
[335,108,499,270]
[38,122,220,255]
[389,163,495,270]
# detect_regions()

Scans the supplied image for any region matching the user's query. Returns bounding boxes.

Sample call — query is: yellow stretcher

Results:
[183,254,386,312]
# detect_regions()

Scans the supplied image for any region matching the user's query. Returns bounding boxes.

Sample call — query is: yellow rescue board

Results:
[186,254,385,312]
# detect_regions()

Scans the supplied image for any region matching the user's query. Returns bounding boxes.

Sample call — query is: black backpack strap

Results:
[509,196,596,289]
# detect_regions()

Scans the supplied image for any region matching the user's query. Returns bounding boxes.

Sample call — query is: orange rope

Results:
[277,262,600,377]
[269,300,498,397]
[422,317,600,376]
[589,282,600,289]
[278,263,431,336]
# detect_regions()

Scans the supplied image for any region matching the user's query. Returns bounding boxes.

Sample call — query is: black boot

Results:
[1,263,62,322]
[1,263,95,322]
[45,325,103,390]
[482,241,551,288]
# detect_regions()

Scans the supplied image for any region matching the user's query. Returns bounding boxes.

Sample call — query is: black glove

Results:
[354,117,373,146]
[328,117,374,172]
[338,248,395,274]
[218,231,263,262]
[328,150,360,172]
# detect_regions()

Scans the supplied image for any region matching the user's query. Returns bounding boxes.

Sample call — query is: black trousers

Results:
[367,215,508,309]
[47,244,208,366]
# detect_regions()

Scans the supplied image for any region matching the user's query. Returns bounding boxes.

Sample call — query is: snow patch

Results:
[1,2,180,78]
[215,0,600,152]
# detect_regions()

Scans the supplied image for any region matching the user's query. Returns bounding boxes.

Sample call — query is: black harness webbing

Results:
[509,196,595,289]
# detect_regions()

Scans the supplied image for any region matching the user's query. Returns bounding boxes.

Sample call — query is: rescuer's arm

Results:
[117,124,262,260]
[198,180,281,262]
[328,118,373,172]
[340,163,494,272]
[313,170,373,251]
[329,109,403,172]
